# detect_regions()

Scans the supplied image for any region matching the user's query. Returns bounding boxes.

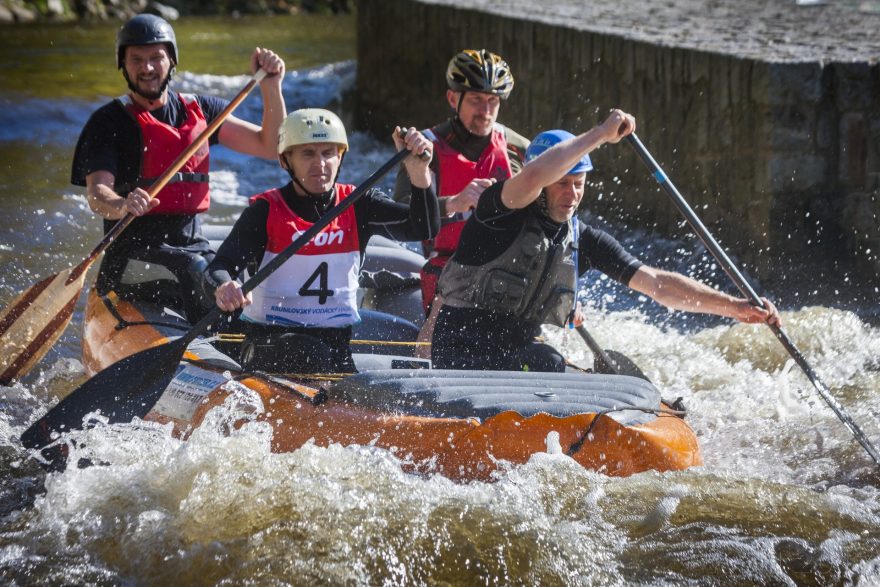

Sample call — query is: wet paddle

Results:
[20,147,413,457]
[0,70,268,386]
[627,133,880,466]
[575,325,650,380]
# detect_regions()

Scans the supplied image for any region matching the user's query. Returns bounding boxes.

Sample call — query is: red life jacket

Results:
[120,93,211,215]
[430,125,513,254]
[241,184,362,328]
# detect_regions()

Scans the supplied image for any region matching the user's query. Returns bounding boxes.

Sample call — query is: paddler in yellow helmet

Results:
[205,108,439,373]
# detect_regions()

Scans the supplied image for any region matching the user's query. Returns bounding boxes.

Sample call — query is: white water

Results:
[0,63,879,585]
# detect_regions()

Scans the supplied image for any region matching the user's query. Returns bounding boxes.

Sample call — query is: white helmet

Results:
[278,108,348,155]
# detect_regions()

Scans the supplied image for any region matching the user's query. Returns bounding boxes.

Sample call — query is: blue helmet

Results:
[525,130,593,175]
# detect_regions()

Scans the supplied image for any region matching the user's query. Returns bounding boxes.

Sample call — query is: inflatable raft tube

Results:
[82,290,702,480]
[143,358,701,481]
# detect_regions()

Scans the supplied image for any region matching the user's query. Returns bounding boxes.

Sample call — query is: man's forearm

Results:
[86,174,127,220]
[631,267,739,316]
[257,81,286,158]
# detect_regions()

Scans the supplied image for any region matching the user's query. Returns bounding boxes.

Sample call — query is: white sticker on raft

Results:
[153,364,228,422]
[545,431,563,455]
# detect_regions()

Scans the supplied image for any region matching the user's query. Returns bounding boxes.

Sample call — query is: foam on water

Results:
[4,393,878,585]
[2,398,628,584]
[550,303,880,488]
[1,62,879,585]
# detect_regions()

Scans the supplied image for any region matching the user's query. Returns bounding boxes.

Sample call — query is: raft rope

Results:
[101,296,430,347]
[101,292,193,333]
[565,403,688,457]
[563,359,592,374]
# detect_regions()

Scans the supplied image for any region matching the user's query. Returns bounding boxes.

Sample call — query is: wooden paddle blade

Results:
[20,338,188,453]
[0,264,89,385]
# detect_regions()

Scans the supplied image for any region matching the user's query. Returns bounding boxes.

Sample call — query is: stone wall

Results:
[355,0,880,283]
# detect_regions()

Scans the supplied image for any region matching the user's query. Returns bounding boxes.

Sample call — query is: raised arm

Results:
[217,48,287,159]
[362,128,440,241]
[500,109,635,210]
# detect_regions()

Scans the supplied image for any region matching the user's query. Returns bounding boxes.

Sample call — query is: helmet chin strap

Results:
[456,91,466,116]
[452,91,472,136]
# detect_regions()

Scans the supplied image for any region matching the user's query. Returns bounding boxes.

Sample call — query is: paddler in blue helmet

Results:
[431,109,781,372]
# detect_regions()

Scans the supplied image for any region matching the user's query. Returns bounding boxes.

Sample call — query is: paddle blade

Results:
[0,264,88,385]
[20,338,188,456]
[599,350,652,382]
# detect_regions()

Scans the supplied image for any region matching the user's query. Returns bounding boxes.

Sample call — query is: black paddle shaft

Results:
[21,147,414,454]
[627,133,880,466]
[575,325,617,374]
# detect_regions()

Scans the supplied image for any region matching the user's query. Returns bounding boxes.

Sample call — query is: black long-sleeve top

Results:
[206,181,439,287]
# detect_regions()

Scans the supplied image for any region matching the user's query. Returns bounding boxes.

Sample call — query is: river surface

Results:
[1,14,879,586]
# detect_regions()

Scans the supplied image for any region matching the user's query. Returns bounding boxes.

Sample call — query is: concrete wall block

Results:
[355,1,879,282]
[840,190,880,278]
[870,115,880,143]
[770,125,814,152]
[769,103,817,152]
[816,106,835,152]
[854,238,880,278]
[769,155,827,192]
[661,49,675,105]
[728,59,747,106]
[841,190,879,240]
[832,63,875,111]
[689,51,711,85]
[711,56,731,114]
[839,113,868,189]
[749,62,770,106]
[766,62,824,106]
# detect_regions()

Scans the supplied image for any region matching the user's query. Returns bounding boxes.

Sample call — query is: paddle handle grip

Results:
[77,69,269,275]
[396,127,431,162]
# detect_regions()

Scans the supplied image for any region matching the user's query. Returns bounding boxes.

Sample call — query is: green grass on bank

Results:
[0,13,355,100]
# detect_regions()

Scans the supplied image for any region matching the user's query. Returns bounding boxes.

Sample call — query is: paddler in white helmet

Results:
[205,108,439,373]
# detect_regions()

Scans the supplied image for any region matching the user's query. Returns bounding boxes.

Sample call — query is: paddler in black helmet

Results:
[71,13,286,322]
[205,109,439,374]
[432,110,782,372]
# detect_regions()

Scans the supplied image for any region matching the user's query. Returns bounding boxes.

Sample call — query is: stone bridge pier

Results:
[355,0,880,288]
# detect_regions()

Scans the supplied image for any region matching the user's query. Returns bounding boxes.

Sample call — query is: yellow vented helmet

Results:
[278,108,349,155]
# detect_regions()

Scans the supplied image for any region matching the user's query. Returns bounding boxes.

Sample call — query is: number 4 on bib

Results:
[299,262,335,304]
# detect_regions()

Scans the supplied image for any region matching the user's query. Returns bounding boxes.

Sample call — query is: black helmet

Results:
[446,49,514,99]
[116,14,178,69]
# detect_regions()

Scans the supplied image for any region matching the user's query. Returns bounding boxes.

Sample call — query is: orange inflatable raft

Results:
[82,287,703,482]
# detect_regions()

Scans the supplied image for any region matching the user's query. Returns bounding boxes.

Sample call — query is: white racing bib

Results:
[241,185,362,328]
